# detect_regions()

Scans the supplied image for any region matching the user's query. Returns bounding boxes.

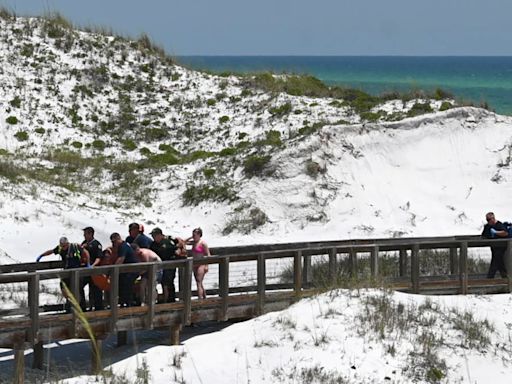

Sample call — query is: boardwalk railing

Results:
[1,235,511,383]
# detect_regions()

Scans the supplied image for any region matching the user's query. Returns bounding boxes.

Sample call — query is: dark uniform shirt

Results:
[81,239,103,264]
[482,221,507,250]
[53,243,85,269]
[150,237,177,261]
[118,241,138,264]
[126,233,153,248]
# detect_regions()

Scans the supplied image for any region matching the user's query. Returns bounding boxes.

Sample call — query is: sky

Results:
[1,0,511,56]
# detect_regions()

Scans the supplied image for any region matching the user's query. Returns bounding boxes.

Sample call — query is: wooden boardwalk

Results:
[1,235,511,383]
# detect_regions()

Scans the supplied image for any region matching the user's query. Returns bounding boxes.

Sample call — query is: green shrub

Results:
[439,101,453,111]
[238,132,248,140]
[269,102,292,116]
[122,139,137,151]
[243,155,271,177]
[184,150,216,162]
[9,96,21,108]
[140,147,152,156]
[257,130,281,147]
[14,131,29,141]
[219,147,237,156]
[158,143,178,153]
[92,139,106,150]
[219,115,230,124]
[71,141,83,149]
[407,102,433,117]
[182,184,237,205]
[433,88,453,100]
[145,127,168,141]
[305,160,323,178]
[142,152,179,167]
[360,110,385,122]
[35,127,45,134]
[203,168,215,178]
[206,98,216,106]
[6,116,18,125]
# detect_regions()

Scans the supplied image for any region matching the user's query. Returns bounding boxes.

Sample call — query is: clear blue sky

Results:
[1,0,511,56]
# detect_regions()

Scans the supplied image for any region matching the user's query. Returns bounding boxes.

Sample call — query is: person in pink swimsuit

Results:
[186,228,210,299]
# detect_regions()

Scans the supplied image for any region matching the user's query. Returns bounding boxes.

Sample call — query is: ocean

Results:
[177,56,512,116]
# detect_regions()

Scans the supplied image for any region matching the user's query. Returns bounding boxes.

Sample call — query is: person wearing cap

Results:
[150,227,179,302]
[37,237,90,311]
[126,222,153,249]
[111,232,139,307]
[81,227,104,310]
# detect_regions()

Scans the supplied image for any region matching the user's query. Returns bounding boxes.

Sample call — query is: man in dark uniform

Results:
[150,227,178,302]
[481,212,508,278]
[126,222,153,248]
[111,232,139,307]
[37,237,90,311]
[81,227,104,310]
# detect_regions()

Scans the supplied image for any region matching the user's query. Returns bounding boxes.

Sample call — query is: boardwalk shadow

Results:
[0,320,234,383]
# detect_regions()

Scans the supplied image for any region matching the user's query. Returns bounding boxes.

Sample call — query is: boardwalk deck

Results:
[1,235,511,383]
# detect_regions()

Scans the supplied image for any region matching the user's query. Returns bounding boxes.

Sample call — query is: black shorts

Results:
[161,268,176,286]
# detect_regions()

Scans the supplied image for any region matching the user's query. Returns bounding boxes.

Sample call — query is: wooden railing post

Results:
[506,240,512,293]
[257,254,266,315]
[411,244,420,294]
[294,251,302,298]
[145,263,157,329]
[183,259,193,325]
[449,247,458,275]
[109,266,119,332]
[13,341,25,384]
[370,246,379,278]
[302,253,312,287]
[70,270,80,337]
[459,242,468,295]
[329,248,337,285]
[219,257,229,321]
[399,249,407,277]
[28,274,40,344]
[349,249,357,277]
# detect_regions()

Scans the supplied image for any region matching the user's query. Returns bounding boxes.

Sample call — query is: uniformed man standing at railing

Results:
[482,212,508,279]
[37,236,90,312]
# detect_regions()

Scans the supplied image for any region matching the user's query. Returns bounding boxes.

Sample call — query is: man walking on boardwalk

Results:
[481,212,508,278]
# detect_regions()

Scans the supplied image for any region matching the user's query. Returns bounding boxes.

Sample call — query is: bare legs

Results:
[193,265,208,299]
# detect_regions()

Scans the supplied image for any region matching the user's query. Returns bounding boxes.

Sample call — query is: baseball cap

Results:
[82,226,94,234]
[150,227,163,236]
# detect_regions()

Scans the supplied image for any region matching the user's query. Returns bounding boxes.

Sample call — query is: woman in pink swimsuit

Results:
[187,228,210,299]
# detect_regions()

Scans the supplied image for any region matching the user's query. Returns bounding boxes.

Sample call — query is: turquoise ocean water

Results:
[177,56,512,115]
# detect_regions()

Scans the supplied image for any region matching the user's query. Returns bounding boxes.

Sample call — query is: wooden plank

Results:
[109,267,119,332]
[257,253,266,315]
[411,244,420,294]
[399,249,407,277]
[170,324,181,346]
[302,254,312,286]
[349,249,357,277]
[506,240,512,293]
[329,248,337,285]
[70,270,80,337]
[459,242,468,295]
[28,274,39,344]
[145,263,157,329]
[218,257,229,321]
[183,259,193,325]
[449,247,458,275]
[32,341,44,370]
[14,342,25,384]
[293,251,302,298]
[370,246,379,278]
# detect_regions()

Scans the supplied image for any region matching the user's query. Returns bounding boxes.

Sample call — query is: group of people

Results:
[37,223,210,312]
